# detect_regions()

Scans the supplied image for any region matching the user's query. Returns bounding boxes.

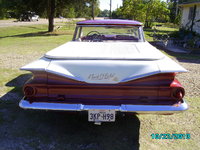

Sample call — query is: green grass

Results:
[0,24,74,97]
[0,23,199,150]
[144,26,178,42]
[0,24,74,54]
[139,96,200,150]
[143,25,200,150]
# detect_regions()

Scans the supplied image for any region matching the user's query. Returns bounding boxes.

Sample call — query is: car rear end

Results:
[19,20,188,123]
[20,67,188,122]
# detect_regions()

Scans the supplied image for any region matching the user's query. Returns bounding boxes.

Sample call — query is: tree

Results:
[0,0,100,32]
[168,0,178,23]
[48,0,55,32]
[112,8,123,19]
[98,9,110,17]
[0,0,5,19]
[143,0,169,27]
[120,0,146,21]
[117,0,169,28]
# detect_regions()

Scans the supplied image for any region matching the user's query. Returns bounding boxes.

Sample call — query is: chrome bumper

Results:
[19,98,188,114]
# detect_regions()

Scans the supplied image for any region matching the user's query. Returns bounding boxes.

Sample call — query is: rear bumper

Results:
[19,98,188,114]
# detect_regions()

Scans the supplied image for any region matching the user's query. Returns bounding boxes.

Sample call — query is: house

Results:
[179,0,200,34]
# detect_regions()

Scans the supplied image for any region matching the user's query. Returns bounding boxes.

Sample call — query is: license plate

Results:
[88,109,115,122]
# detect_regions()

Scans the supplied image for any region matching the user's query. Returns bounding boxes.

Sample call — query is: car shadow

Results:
[19,111,140,150]
[0,74,140,150]
[0,31,62,39]
[0,73,32,101]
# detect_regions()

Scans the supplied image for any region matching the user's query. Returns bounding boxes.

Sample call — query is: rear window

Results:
[73,26,144,42]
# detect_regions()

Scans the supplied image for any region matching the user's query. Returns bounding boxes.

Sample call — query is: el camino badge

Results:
[88,73,118,81]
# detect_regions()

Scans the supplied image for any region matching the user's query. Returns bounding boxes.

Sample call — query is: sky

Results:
[99,0,123,11]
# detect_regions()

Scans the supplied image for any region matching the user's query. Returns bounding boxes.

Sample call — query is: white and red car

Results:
[20,19,188,123]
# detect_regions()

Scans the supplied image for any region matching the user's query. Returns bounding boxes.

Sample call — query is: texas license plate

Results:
[88,109,115,122]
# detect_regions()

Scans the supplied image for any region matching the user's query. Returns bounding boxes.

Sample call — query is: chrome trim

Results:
[19,99,188,114]
[72,27,78,41]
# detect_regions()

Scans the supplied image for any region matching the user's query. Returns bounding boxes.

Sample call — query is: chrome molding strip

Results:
[19,99,188,114]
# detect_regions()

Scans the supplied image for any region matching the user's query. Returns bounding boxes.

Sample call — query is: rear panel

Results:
[23,72,185,106]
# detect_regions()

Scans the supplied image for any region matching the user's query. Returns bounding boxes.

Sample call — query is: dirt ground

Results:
[177,60,200,97]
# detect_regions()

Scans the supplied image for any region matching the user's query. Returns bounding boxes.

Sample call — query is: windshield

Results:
[73,26,144,42]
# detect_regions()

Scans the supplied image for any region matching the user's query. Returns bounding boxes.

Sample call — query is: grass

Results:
[144,26,179,42]
[0,23,199,150]
[139,96,200,150]
[0,24,74,98]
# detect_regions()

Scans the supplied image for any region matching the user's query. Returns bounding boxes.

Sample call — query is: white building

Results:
[179,1,200,34]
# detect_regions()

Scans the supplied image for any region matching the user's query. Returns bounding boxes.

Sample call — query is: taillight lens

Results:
[173,88,185,100]
[24,86,36,96]
[170,79,185,100]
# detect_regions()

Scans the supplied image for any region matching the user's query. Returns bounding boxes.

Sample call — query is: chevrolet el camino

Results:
[19,19,188,123]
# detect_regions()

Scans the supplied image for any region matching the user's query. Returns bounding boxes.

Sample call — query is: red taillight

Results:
[24,86,36,96]
[170,79,185,100]
[173,89,184,100]
[170,73,176,77]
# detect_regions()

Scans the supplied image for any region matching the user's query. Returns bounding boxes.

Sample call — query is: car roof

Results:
[77,19,143,26]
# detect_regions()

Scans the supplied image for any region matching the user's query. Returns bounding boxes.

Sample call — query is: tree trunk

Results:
[92,0,94,20]
[48,0,55,32]
[144,0,151,28]
[190,5,197,32]
[109,0,112,19]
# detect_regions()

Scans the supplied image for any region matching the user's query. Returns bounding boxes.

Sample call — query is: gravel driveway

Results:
[177,59,200,97]
[0,19,50,27]
[0,18,84,27]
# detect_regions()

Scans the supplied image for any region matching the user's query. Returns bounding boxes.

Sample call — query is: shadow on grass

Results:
[144,28,173,34]
[0,29,74,39]
[0,73,32,102]
[25,26,46,30]
[0,74,140,150]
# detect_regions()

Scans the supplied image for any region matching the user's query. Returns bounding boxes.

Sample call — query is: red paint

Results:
[23,72,185,106]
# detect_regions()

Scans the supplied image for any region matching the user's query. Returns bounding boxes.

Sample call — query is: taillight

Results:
[173,89,184,100]
[170,79,185,100]
[24,86,36,96]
